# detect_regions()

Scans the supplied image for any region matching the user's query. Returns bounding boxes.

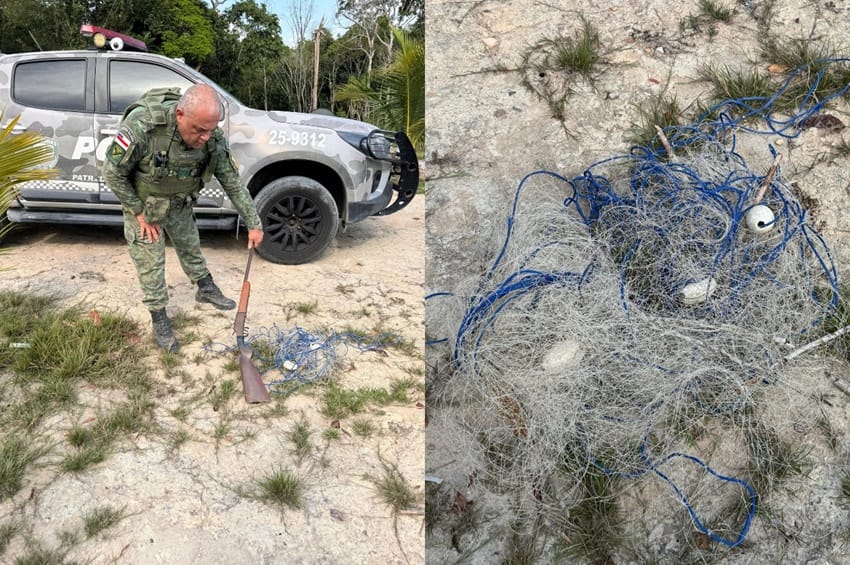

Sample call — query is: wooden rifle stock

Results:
[234,249,270,404]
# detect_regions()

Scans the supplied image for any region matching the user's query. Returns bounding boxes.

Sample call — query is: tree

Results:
[0,112,57,246]
[275,0,318,111]
[336,27,423,151]
[144,0,216,63]
[337,0,422,78]
[219,0,285,110]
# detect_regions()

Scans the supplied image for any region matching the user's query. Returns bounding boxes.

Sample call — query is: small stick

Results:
[784,325,850,362]
[753,153,782,204]
[833,378,850,397]
[654,125,676,161]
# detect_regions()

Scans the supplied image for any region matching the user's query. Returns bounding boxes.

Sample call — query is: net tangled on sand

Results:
[429,64,849,547]
[208,326,401,394]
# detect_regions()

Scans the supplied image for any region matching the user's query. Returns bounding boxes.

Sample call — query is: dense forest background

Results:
[0,0,424,151]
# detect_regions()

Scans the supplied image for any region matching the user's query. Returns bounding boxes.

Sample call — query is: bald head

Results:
[175,84,222,148]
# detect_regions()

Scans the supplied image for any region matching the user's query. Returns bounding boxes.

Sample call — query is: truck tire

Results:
[254,176,339,265]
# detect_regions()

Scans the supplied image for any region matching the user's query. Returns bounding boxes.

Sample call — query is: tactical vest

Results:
[124,87,220,199]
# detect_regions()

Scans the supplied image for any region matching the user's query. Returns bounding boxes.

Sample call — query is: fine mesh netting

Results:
[428,61,850,548]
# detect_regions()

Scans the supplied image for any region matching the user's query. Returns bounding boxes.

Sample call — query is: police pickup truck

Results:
[0,26,418,264]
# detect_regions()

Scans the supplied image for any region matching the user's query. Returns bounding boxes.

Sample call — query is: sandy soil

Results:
[0,197,425,563]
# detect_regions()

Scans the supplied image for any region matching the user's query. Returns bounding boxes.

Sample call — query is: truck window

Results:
[13,59,87,111]
[108,60,194,113]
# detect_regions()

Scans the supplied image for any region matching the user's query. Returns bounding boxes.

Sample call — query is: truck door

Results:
[6,55,100,205]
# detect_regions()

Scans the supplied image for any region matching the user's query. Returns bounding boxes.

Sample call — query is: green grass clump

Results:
[744,419,810,493]
[256,467,304,511]
[366,460,418,515]
[553,470,624,563]
[0,292,151,432]
[519,14,604,121]
[699,0,734,22]
[10,543,68,565]
[319,378,421,420]
[352,418,376,438]
[294,301,318,315]
[83,505,127,539]
[628,92,686,149]
[0,520,22,555]
[288,416,312,461]
[698,64,777,107]
[61,396,155,473]
[0,434,45,500]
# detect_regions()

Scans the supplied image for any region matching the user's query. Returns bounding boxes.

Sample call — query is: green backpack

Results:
[122,87,183,125]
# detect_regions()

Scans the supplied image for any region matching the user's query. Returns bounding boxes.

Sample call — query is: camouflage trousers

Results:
[124,196,208,311]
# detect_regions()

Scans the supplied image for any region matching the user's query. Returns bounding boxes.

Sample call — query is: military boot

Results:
[196,274,236,310]
[150,308,179,352]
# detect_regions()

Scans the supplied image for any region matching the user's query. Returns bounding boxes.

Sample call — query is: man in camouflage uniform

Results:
[103,83,264,352]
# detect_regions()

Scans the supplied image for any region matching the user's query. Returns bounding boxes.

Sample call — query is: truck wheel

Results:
[254,176,339,265]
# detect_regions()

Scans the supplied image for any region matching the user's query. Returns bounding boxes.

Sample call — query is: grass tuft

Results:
[0,520,22,555]
[288,415,312,461]
[83,505,127,539]
[699,0,734,22]
[628,92,686,149]
[519,14,603,120]
[365,459,418,515]
[352,417,376,438]
[553,470,624,563]
[256,467,304,511]
[0,434,44,500]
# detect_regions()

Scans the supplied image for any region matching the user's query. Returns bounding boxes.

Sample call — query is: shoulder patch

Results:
[107,127,136,166]
[227,149,239,171]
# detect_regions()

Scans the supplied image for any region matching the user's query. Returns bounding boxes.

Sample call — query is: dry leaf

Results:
[498,395,528,439]
[451,491,471,513]
[768,63,788,73]
[89,309,101,326]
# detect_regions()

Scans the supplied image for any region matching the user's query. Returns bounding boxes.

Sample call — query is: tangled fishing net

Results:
[208,325,400,394]
[428,62,850,548]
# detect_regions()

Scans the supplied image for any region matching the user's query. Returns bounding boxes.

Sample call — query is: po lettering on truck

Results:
[72,135,117,161]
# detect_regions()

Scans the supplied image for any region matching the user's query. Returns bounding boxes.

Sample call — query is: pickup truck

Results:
[0,26,419,264]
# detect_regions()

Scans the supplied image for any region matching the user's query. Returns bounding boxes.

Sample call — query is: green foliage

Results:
[518,15,603,121]
[0,112,57,244]
[0,520,22,555]
[364,458,418,514]
[147,0,215,61]
[83,505,127,539]
[0,434,44,500]
[336,27,424,151]
[256,467,304,511]
[288,415,313,461]
[0,0,421,121]
[553,470,624,563]
[320,381,409,419]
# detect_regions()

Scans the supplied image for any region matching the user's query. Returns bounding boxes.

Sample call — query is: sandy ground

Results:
[0,197,425,563]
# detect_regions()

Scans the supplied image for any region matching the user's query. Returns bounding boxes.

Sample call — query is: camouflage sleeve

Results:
[101,112,148,216]
[212,133,263,230]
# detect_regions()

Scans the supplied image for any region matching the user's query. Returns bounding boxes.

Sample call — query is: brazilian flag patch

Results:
[107,128,134,165]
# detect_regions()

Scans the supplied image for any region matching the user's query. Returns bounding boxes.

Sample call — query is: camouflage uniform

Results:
[102,92,262,311]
